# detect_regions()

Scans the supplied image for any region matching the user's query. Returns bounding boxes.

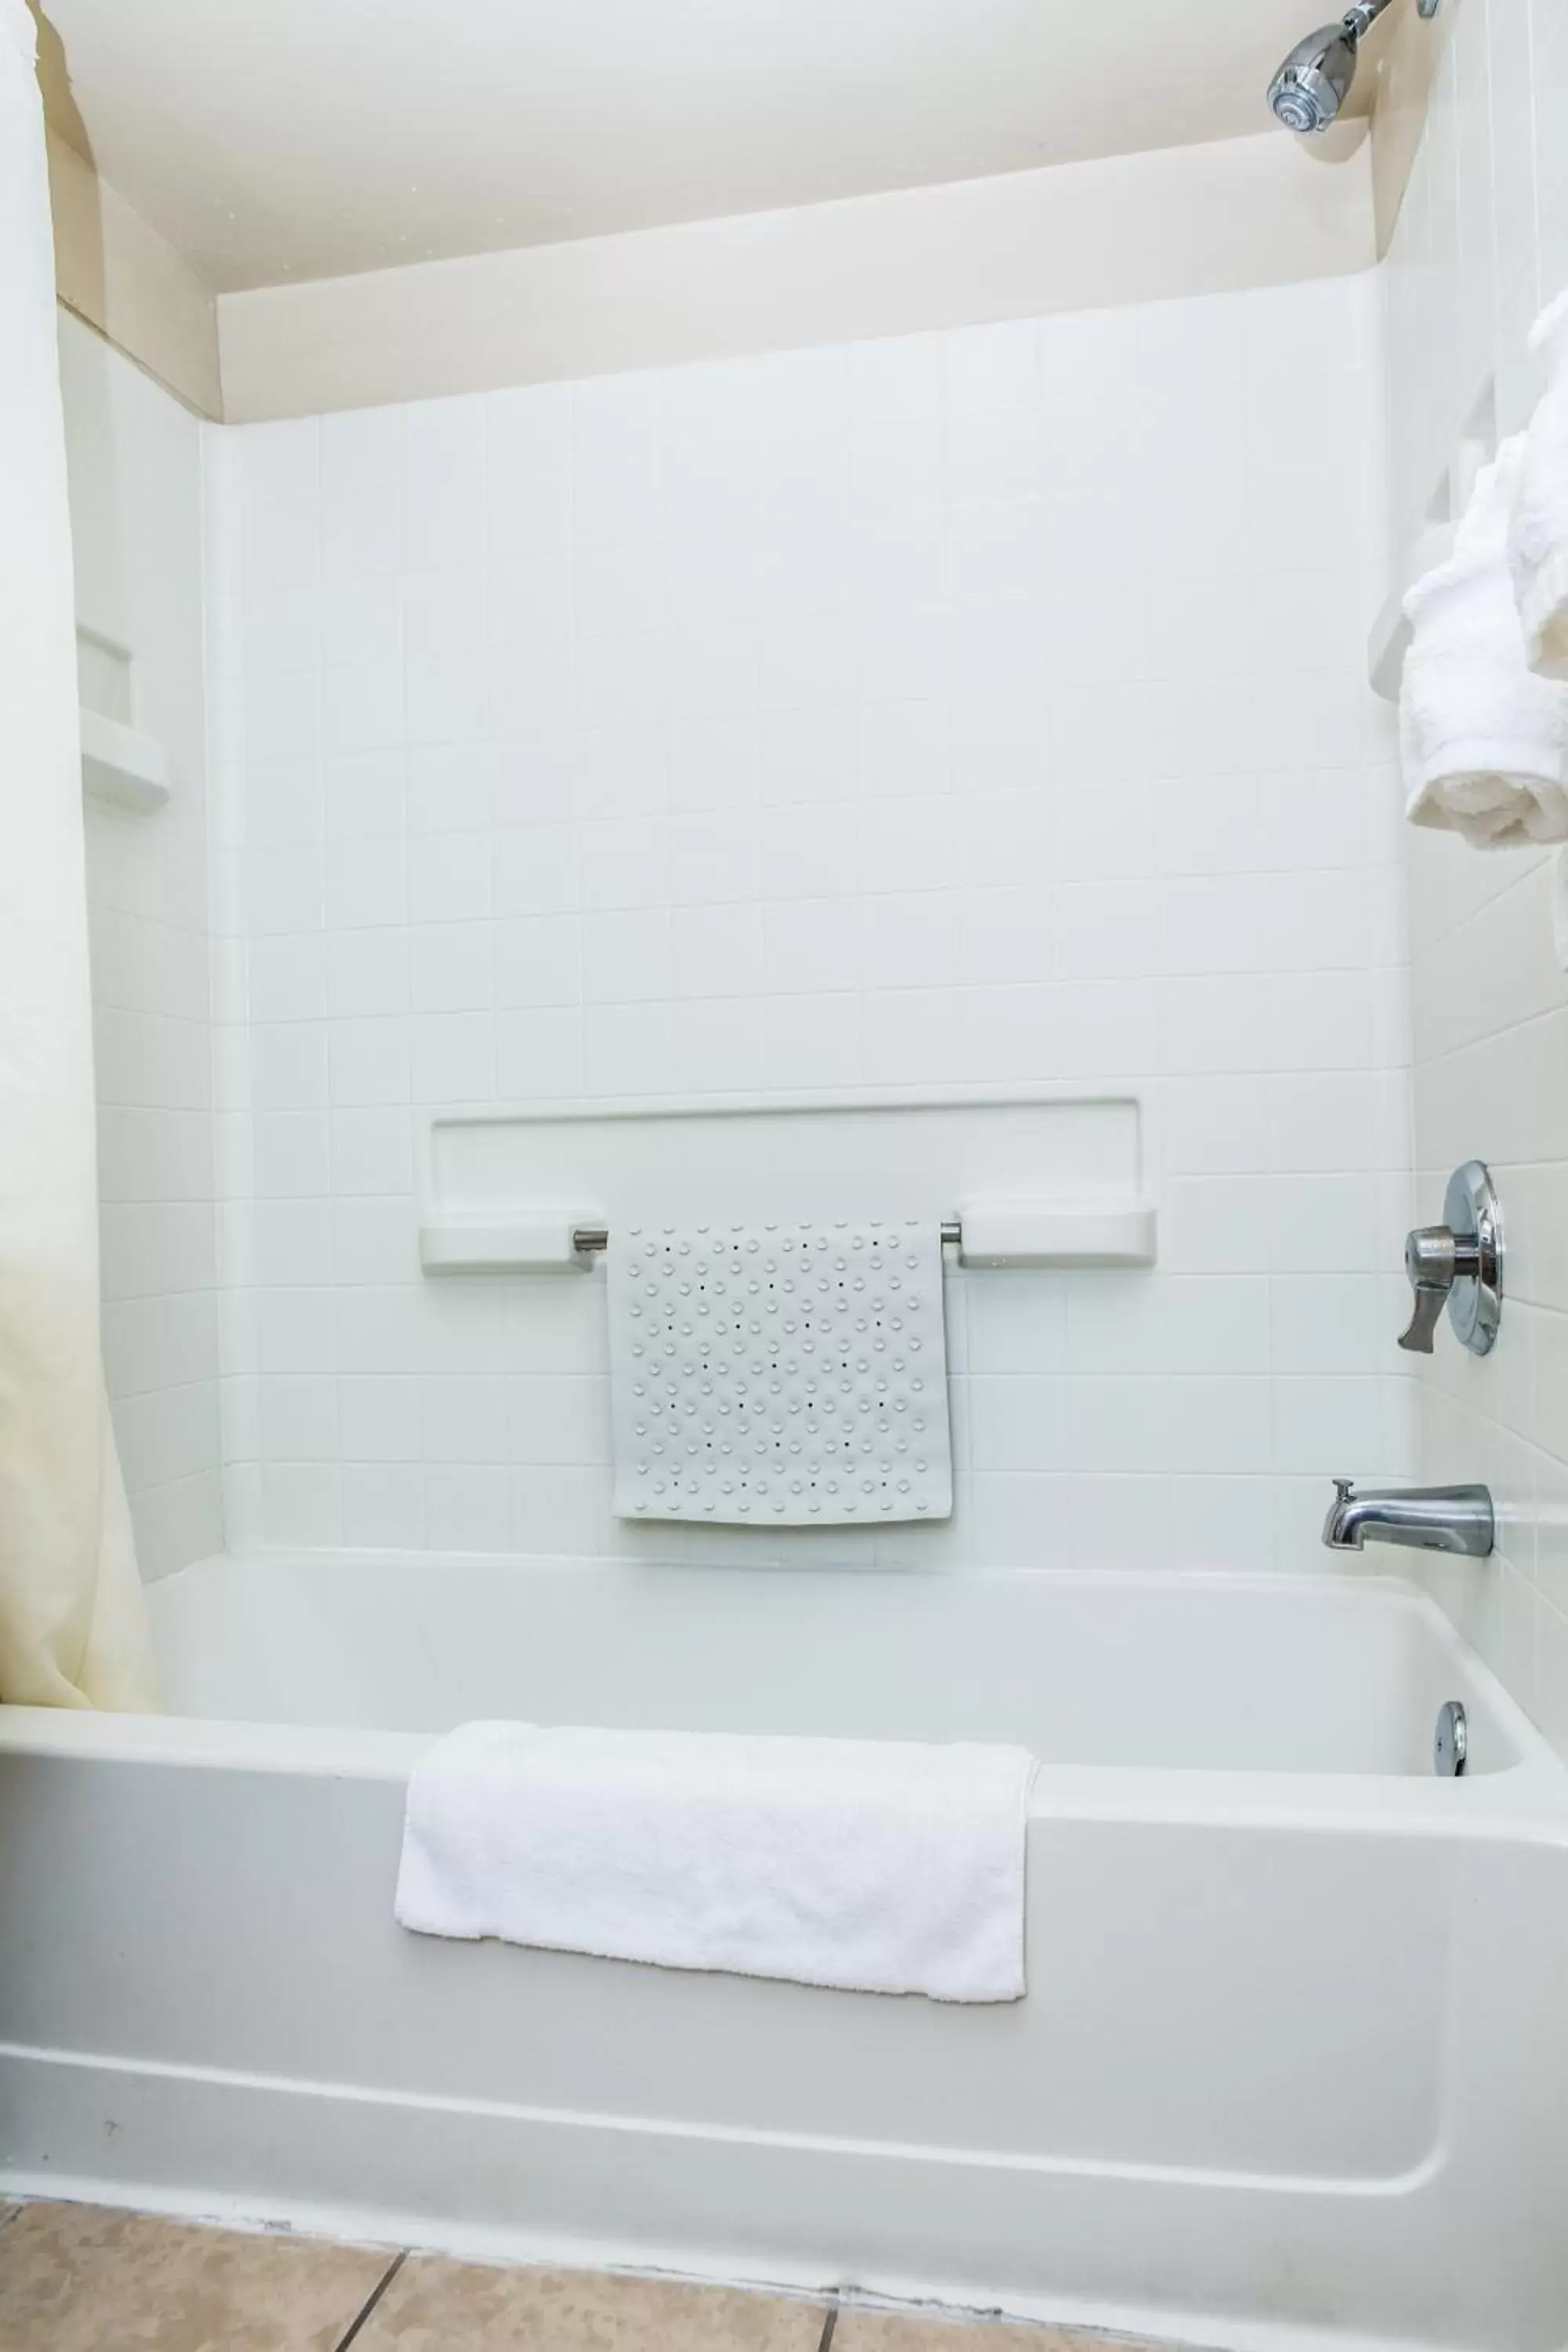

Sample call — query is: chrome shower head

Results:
[1260,0,1448,133]
[1266,16,1363,133]
[1269,0,1445,133]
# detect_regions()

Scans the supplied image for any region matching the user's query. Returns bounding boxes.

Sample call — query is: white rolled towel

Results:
[1402,435,1568,845]
[1511,289,1568,681]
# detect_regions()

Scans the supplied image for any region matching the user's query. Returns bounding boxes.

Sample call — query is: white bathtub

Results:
[2,1554,1566,2352]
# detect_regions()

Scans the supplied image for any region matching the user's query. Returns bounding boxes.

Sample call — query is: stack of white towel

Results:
[1512,292,1568,684]
[1403,289,1568,957]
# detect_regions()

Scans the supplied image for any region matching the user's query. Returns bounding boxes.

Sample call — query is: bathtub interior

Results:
[142,1552,1531,1777]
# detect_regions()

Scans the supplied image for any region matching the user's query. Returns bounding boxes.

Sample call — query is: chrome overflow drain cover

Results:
[1435,1699,1468,1778]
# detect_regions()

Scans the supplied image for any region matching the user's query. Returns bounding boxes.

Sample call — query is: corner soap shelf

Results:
[75,631,171,815]
[79,708,172,815]
[418,1087,1157,1276]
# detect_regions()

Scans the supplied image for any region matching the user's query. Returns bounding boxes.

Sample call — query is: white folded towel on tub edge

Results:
[395,1722,1038,2003]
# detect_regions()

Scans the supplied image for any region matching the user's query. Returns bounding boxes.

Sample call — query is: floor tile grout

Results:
[331,2248,407,2352]
[0,2200,1207,2351]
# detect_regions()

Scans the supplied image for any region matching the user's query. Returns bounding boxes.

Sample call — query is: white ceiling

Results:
[38,0,1364,293]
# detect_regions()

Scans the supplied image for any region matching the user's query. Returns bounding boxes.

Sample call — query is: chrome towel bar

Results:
[570,1220,966,1254]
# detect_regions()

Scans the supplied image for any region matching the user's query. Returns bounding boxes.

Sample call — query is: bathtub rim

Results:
[2,1555,1564,1836]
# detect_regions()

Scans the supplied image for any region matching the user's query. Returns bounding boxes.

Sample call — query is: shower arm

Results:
[1345,0,1441,30]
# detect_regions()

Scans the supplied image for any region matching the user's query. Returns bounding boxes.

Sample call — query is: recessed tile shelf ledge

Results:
[954,1201,1156,1267]
[418,1088,1157,1276]
[78,708,172,815]
[419,1201,1157,1275]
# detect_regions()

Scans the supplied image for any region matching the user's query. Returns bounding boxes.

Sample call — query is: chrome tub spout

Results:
[1322,1480,1494,1559]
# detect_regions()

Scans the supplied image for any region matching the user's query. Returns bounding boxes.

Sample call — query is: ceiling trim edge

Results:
[49,129,221,419]
[218,129,1374,424]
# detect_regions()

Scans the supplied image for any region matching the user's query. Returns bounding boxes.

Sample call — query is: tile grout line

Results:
[816,2295,840,2352]
[331,2249,407,2352]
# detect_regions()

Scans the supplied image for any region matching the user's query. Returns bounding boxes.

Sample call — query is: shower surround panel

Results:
[206,269,1413,1575]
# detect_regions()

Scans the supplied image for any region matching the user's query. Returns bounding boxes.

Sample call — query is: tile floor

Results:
[0,2201,1185,2352]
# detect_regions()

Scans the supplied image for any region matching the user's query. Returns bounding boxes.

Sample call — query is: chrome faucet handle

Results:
[1398,1225,1465,1353]
[1396,1162,1503,1359]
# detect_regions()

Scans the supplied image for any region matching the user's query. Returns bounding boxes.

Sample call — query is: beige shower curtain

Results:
[0,0,154,1708]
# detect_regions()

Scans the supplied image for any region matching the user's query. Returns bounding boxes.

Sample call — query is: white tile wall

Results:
[1386,0,1568,1753]
[58,311,223,1579]
[212,270,1413,1573]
